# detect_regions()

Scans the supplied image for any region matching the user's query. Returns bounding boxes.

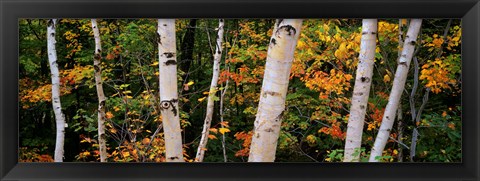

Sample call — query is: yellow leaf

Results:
[150,61,159,66]
[110,128,117,134]
[187,81,194,86]
[393,149,398,155]
[122,151,130,158]
[383,74,391,83]
[198,97,206,102]
[219,128,231,135]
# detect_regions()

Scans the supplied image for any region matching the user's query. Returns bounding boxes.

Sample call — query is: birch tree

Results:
[47,19,65,162]
[248,19,303,162]
[157,19,184,162]
[91,19,108,162]
[343,19,378,162]
[195,19,225,162]
[369,19,423,162]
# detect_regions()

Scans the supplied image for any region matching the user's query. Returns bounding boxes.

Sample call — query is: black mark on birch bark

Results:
[47,19,55,28]
[164,60,177,66]
[277,25,297,36]
[164,52,175,58]
[360,77,370,83]
[263,91,280,97]
[270,38,277,46]
[156,33,162,44]
[160,99,178,116]
[94,53,101,61]
[168,156,179,160]
[94,65,100,73]
[354,92,364,96]
[276,19,284,27]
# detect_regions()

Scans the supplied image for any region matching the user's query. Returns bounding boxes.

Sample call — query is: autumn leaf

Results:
[150,61,159,66]
[209,128,218,134]
[106,53,115,60]
[142,138,150,145]
[219,128,231,135]
[383,74,391,83]
[105,112,114,119]
[183,81,194,91]
[198,97,206,102]
[208,134,217,140]
[220,121,229,127]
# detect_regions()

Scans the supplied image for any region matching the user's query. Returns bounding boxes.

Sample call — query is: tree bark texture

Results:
[47,19,66,162]
[343,19,378,162]
[369,19,422,162]
[91,19,108,162]
[248,19,303,162]
[195,19,225,162]
[158,19,184,162]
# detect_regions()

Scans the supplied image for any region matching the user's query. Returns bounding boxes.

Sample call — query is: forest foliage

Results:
[19,19,461,162]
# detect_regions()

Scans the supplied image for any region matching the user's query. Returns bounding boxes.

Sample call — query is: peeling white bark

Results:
[47,19,65,162]
[195,19,225,162]
[369,19,422,162]
[248,19,303,162]
[91,19,108,162]
[343,19,378,162]
[158,19,184,162]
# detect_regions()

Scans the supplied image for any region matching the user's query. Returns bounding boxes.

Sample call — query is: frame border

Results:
[1,0,479,180]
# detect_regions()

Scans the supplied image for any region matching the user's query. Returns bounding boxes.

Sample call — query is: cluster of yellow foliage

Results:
[420,58,457,93]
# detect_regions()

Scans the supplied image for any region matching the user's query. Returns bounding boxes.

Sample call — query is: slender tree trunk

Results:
[157,19,184,162]
[369,19,422,162]
[91,19,108,162]
[195,19,225,162]
[248,19,303,162]
[47,19,65,162]
[343,19,378,162]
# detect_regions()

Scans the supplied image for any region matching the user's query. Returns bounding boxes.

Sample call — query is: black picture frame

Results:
[1,0,479,180]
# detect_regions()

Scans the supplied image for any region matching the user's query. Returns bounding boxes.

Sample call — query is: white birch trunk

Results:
[369,19,422,162]
[343,19,378,162]
[91,19,108,162]
[157,19,184,162]
[248,19,303,162]
[47,19,65,162]
[195,19,225,162]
